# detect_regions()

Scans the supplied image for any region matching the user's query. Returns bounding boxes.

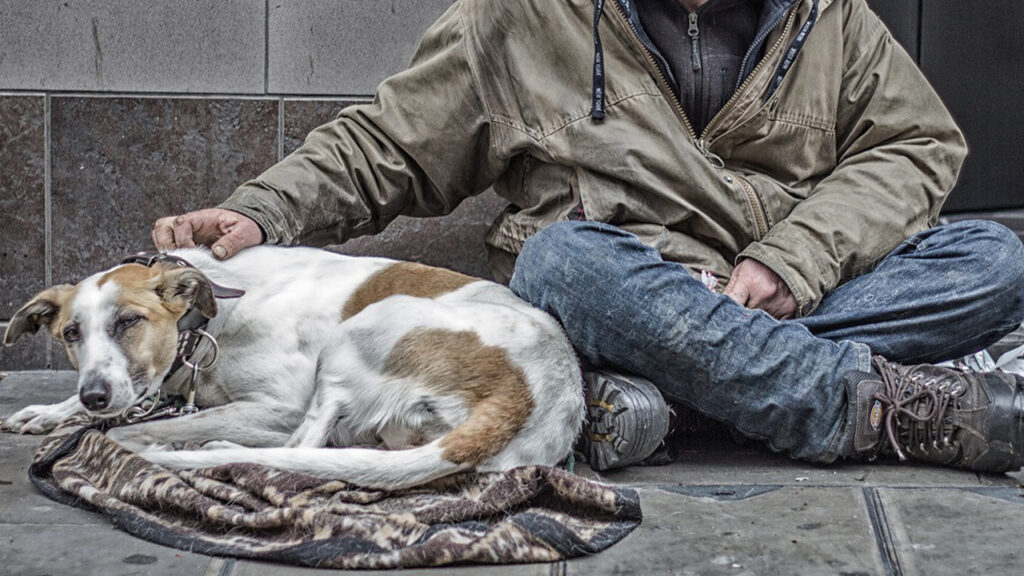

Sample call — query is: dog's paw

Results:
[1,404,69,434]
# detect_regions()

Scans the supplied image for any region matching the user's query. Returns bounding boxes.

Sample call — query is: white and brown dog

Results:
[2,246,584,489]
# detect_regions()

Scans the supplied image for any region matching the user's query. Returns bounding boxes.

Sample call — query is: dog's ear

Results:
[5,285,76,346]
[158,266,217,319]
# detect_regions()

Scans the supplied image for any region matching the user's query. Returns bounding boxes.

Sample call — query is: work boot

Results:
[581,370,671,471]
[843,356,1024,472]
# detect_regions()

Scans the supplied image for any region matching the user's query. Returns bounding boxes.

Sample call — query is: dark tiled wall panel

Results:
[283,99,505,280]
[0,96,47,369]
[864,0,920,61]
[50,97,278,285]
[920,2,1024,212]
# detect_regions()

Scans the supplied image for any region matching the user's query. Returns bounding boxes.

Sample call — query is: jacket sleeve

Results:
[738,5,967,316]
[219,2,504,246]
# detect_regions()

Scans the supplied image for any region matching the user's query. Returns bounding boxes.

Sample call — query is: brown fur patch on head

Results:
[98,264,188,381]
[342,262,477,321]
[101,263,216,320]
[382,329,534,466]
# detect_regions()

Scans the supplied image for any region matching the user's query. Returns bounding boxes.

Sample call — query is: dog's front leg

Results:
[106,401,305,453]
[1,396,85,435]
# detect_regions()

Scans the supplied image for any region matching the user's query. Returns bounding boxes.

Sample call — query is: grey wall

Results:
[1,1,1021,369]
[0,0,506,370]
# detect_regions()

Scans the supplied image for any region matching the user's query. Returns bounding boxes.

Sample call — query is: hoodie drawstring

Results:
[591,0,607,121]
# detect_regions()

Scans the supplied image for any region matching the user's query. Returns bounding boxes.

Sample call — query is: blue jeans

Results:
[509,220,1024,462]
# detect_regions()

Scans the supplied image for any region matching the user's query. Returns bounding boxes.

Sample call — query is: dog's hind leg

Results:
[285,387,356,448]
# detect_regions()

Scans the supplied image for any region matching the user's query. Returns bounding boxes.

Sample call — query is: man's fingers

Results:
[723,266,749,306]
[152,216,177,250]
[171,215,198,249]
[216,213,240,236]
[153,209,260,259]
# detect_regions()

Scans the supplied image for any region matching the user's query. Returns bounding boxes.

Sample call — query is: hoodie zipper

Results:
[609,0,796,170]
[609,1,702,149]
[688,12,703,128]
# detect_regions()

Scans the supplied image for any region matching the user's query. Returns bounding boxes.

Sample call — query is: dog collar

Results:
[121,252,246,302]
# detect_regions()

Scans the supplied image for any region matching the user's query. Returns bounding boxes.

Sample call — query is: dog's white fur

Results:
[3,246,584,489]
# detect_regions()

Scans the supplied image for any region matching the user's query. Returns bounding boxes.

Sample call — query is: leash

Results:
[119,251,244,423]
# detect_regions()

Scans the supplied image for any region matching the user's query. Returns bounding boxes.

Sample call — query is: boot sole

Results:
[582,371,670,471]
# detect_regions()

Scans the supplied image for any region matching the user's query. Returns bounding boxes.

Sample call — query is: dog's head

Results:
[4,263,217,415]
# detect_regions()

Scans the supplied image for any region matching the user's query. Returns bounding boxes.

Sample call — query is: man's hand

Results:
[152,209,262,260]
[723,259,798,319]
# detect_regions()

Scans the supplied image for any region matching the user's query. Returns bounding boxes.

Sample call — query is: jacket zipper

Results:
[609,0,796,240]
[707,7,799,240]
[610,1,795,168]
[702,7,798,141]
[735,173,769,239]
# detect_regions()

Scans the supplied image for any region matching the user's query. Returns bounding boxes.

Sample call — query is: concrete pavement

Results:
[1,371,1022,576]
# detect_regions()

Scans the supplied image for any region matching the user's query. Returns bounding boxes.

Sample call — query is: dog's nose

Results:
[79,380,112,411]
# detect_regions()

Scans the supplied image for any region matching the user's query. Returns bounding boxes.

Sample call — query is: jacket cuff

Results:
[217,188,285,246]
[737,242,820,317]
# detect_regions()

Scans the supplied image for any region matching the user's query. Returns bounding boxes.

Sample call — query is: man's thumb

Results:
[211,232,244,260]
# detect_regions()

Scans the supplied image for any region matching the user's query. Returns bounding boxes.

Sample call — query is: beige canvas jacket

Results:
[220,0,966,316]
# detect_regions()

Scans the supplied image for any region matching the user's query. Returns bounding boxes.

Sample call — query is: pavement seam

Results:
[863,487,904,576]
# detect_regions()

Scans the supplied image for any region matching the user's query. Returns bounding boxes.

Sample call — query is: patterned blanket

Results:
[28,417,641,569]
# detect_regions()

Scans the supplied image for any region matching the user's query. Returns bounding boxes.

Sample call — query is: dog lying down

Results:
[3,246,584,489]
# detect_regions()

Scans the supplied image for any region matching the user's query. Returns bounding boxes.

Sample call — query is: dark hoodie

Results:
[635,0,762,134]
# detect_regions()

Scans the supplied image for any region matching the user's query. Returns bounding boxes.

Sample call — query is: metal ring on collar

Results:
[182,329,220,372]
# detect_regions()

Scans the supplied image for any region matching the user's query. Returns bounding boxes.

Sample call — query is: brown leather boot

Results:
[843,356,1024,472]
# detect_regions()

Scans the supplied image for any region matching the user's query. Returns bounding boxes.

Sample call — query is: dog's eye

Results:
[116,314,144,330]
[62,325,80,343]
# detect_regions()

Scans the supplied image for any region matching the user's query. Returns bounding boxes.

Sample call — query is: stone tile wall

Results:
[1,0,1019,369]
[0,0,504,370]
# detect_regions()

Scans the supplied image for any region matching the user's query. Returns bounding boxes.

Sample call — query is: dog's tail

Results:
[142,442,471,490]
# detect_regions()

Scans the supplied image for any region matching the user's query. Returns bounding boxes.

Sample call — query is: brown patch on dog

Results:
[341,262,477,320]
[381,329,534,465]
[98,263,158,290]
[100,264,187,381]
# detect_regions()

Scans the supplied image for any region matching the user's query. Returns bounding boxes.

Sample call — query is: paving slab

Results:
[566,486,882,575]
[0,371,78,413]
[0,524,213,576]
[229,557,550,576]
[3,370,1024,575]
[596,434,1003,489]
[876,487,1024,575]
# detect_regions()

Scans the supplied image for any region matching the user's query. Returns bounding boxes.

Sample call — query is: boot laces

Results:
[871,357,962,461]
